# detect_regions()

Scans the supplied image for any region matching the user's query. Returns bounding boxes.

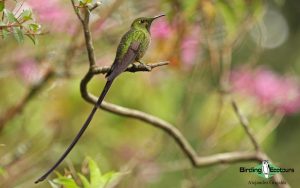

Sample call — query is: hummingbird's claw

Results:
[144,64,151,71]
[137,61,151,71]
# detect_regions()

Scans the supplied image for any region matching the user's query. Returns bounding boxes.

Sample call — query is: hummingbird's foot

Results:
[144,65,151,71]
[137,61,151,71]
[131,63,140,71]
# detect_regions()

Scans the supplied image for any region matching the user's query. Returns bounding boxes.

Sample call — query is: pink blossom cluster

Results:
[151,19,201,66]
[27,0,73,32]
[181,27,201,66]
[231,67,300,115]
[16,58,43,85]
[151,19,173,39]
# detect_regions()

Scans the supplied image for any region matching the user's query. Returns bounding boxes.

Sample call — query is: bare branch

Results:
[71,0,84,22]
[89,1,102,11]
[231,99,260,151]
[72,1,291,187]
[92,61,169,74]
[76,4,265,171]
[80,88,269,168]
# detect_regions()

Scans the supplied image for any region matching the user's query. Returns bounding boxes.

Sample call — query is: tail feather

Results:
[35,79,114,184]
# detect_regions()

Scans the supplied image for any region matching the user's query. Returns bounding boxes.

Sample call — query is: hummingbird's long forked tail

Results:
[35,79,114,184]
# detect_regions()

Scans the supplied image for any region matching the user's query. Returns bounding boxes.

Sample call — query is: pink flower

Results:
[27,0,74,32]
[151,19,172,39]
[231,69,254,93]
[276,78,300,113]
[16,58,43,85]
[252,69,283,106]
[181,27,201,66]
[231,67,300,115]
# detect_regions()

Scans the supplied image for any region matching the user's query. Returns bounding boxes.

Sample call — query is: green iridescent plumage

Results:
[107,16,165,80]
[35,14,165,184]
[116,23,150,62]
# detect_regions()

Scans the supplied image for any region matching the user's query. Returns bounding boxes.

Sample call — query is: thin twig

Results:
[89,1,102,11]
[71,0,84,23]
[231,99,260,151]
[92,61,169,74]
[231,99,289,188]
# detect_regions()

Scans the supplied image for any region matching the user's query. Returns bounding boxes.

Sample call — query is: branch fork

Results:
[70,1,291,187]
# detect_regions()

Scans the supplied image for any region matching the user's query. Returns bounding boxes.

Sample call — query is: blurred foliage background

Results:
[0,0,299,187]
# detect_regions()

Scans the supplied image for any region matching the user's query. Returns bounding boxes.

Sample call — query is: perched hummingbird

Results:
[35,14,165,183]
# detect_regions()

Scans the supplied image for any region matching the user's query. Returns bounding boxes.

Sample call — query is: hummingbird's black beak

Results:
[153,14,165,20]
[147,14,165,31]
[150,14,165,22]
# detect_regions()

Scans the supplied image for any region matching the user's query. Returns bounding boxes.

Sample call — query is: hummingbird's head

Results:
[131,14,165,32]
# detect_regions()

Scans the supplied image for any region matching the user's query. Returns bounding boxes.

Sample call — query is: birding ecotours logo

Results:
[261,160,270,178]
[240,160,294,179]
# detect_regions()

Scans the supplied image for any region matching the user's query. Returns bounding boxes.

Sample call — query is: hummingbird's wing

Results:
[106,41,140,81]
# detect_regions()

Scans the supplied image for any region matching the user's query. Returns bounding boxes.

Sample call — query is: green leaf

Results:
[29,23,40,32]
[2,28,9,39]
[49,180,61,188]
[13,27,24,43]
[101,171,121,187]
[78,173,91,188]
[0,1,4,12]
[79,1,85,6]
[26,34,37,45]
[21,9,32,21]
[53,177,80,188]
[79,0,92,5]
[88,157,104,188]
[4,9,18,23]
[84,0,92,4]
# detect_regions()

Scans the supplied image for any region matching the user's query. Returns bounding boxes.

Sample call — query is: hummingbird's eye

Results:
[140,20,145,24]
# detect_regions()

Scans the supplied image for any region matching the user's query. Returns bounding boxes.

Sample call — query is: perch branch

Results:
[231,99,260,151]
[80,69,269,168]
[89,1,102,11]
[73,1,290,188]
[76,0,262,168]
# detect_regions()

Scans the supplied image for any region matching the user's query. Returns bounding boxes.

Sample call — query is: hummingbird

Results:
[35,14,165,183]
